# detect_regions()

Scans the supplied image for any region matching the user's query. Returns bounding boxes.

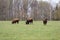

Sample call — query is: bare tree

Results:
[53,4,60,20]
[38,1,52,20]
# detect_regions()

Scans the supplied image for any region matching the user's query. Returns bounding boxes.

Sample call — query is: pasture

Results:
[0,21,60,40]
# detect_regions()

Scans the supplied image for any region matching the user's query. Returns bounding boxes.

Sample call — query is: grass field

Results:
[0,21,60,40]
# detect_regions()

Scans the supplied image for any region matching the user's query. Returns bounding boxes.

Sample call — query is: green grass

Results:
[0,21,60,40]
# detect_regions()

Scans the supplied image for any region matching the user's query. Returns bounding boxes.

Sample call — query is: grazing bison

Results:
[26,18,33,24]
[12,18,19,24]
[43,18,47,25]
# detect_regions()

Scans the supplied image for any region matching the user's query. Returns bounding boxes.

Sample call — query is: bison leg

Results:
[26,21,29,24]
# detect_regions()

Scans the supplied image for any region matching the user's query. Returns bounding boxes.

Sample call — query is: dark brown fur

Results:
[43,18,47,25]
[12,18,19,24]
[26,18,33,24]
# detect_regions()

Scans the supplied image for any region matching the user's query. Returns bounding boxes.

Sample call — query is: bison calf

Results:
[12,18,19,24]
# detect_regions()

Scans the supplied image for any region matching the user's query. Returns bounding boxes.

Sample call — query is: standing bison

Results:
[43,18,47,25]
[12,18,19,24]
[26,18,33,24]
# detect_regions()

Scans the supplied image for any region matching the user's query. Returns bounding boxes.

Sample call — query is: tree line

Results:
[0,0,60,21]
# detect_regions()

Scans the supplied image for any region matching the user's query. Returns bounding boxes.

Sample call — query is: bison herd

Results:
[12,17,47,25]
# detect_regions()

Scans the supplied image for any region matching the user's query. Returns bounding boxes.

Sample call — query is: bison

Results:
[26,18,33,24]
[12,18,19,24]
[43,18,47,25]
